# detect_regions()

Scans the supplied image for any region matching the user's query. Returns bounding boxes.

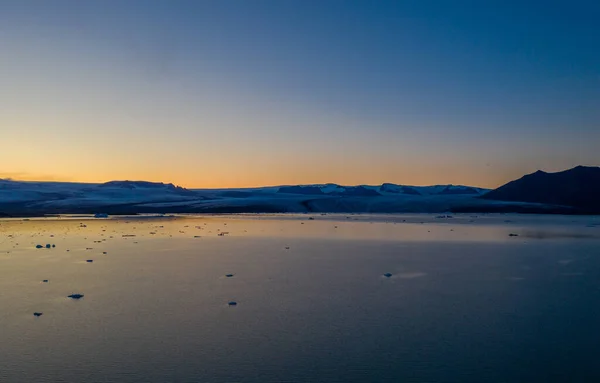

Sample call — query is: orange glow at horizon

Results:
[0,160,582,190]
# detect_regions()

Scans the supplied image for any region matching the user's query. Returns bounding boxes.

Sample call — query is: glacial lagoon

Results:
[1,214,600,382]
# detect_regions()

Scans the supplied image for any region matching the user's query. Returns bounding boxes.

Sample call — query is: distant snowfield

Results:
[0,179,571,216]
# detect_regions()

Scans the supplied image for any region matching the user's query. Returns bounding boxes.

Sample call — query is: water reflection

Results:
[0,214,599,382]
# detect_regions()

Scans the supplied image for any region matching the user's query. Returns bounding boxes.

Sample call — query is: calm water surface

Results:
[1,214,600,382]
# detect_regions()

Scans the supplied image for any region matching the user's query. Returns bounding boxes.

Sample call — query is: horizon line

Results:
[2,165,597,190]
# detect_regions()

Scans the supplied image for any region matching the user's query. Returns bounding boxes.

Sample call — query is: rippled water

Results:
[1,214,600,382]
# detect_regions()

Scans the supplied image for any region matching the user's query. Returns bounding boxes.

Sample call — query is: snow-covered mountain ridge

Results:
[0,177,582,216]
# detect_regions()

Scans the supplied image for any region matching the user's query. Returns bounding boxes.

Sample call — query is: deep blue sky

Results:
[1,0,598,187]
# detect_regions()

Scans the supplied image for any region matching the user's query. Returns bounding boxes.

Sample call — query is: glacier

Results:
[0,179,570,216]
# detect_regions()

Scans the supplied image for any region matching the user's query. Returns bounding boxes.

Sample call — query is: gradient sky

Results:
[1,0,599,188]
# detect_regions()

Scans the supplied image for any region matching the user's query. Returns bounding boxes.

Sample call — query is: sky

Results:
[1,0,599,188]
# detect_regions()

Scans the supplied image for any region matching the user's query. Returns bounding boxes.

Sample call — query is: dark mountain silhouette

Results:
[481,166,600,213]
